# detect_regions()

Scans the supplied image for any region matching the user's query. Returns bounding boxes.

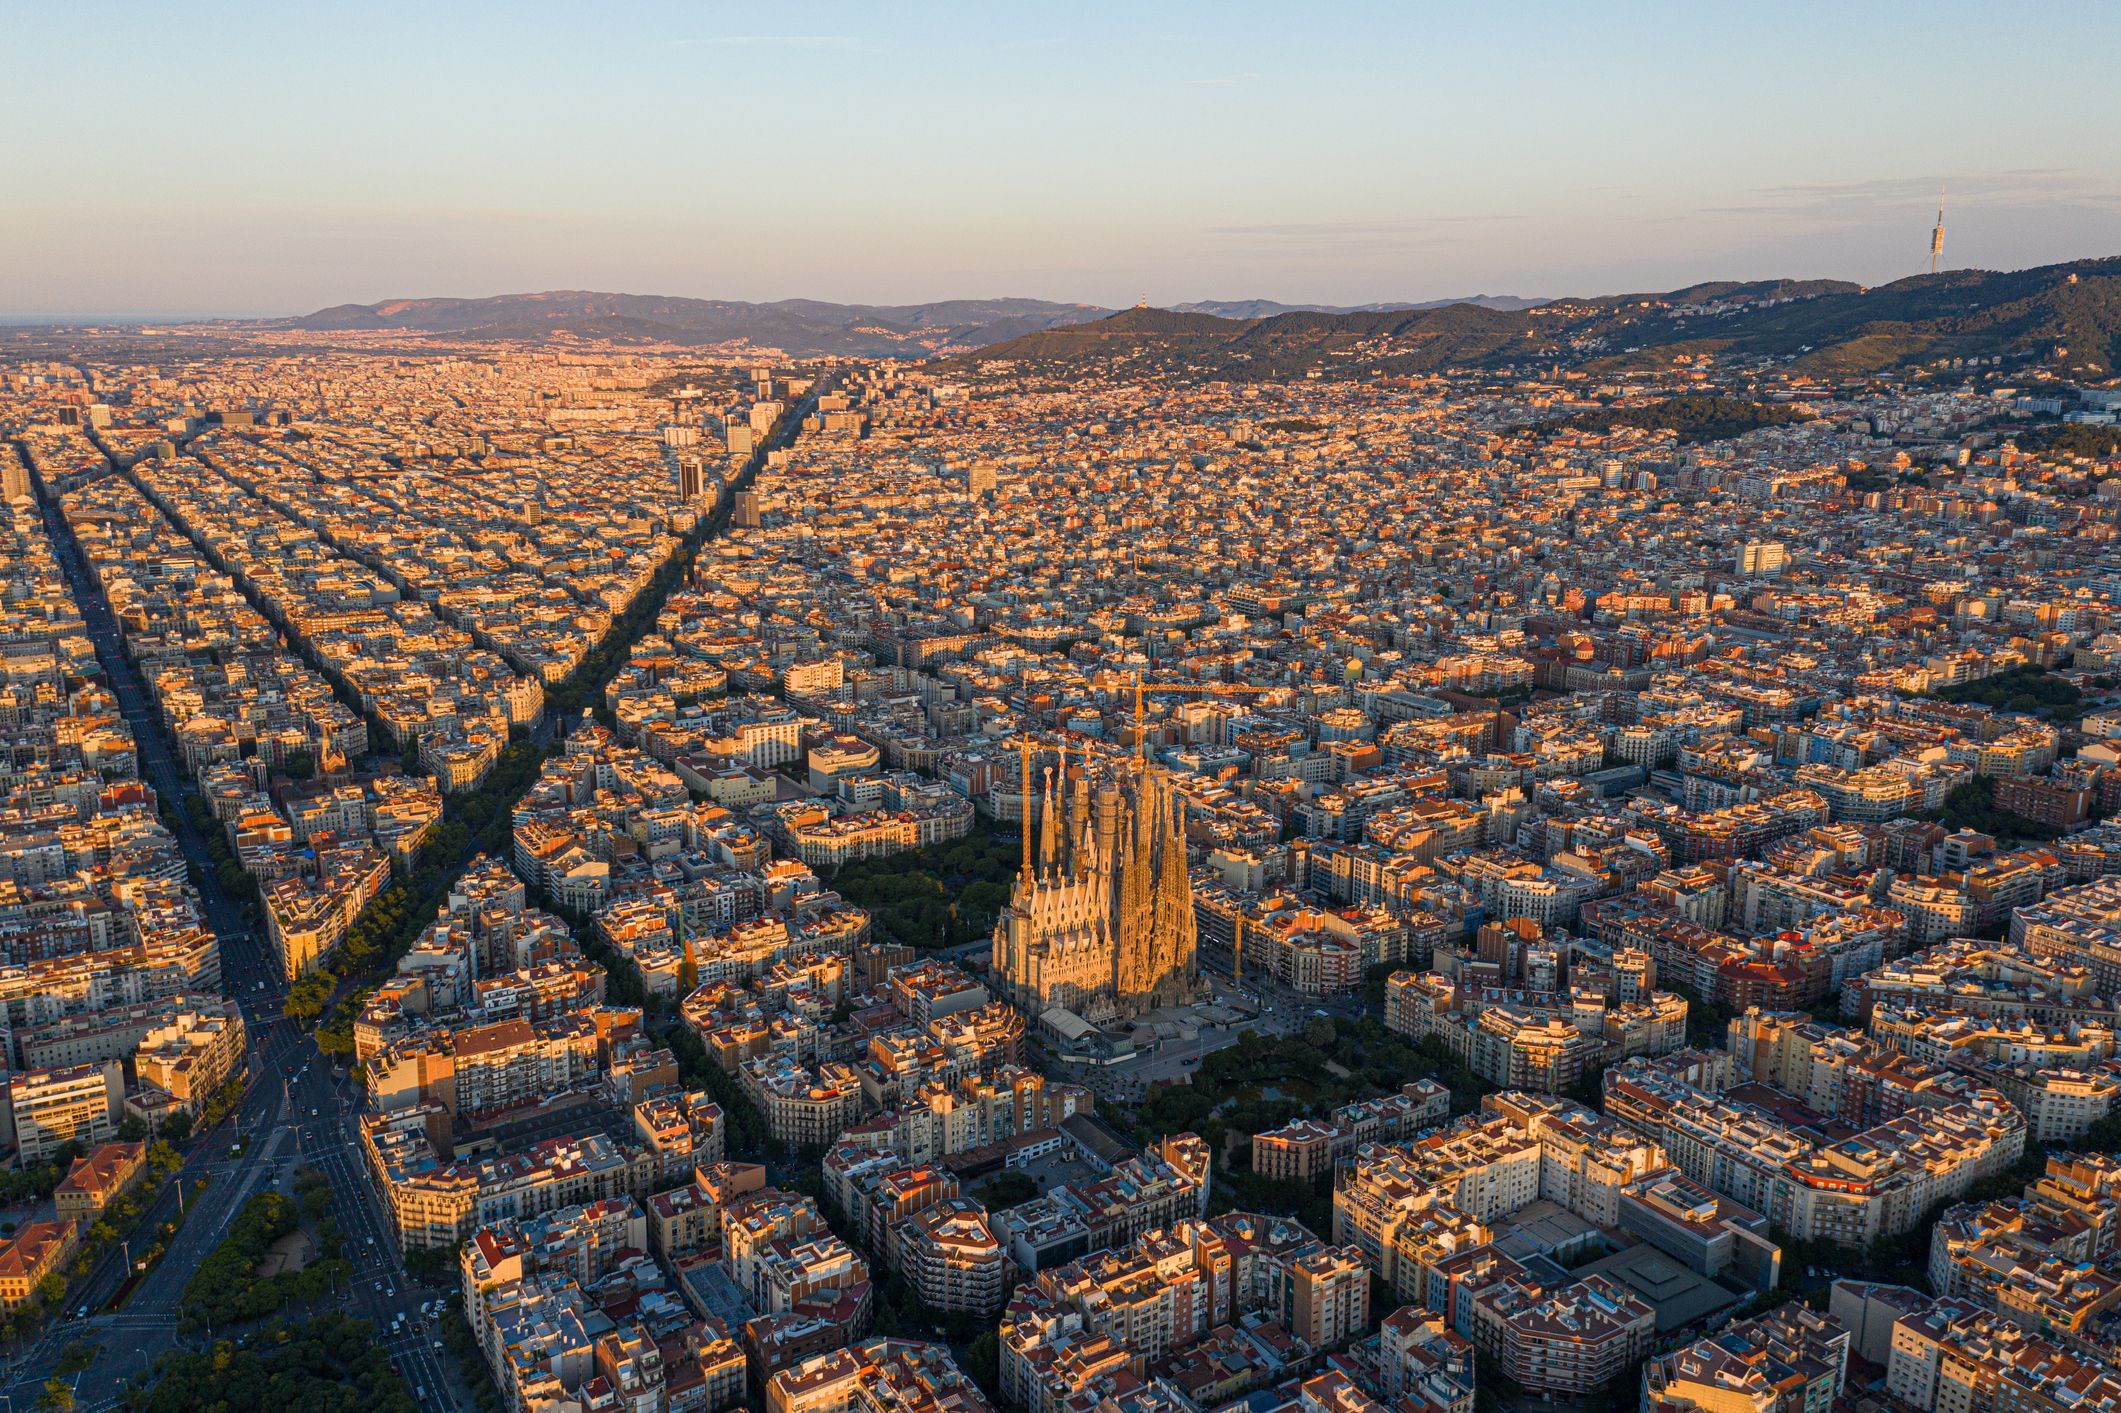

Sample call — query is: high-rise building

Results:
[1737,540,1788,576]
[734,489,761,528]
[5,1062,124,1165]
[676,456,708,504]
[991,761,1201,1022]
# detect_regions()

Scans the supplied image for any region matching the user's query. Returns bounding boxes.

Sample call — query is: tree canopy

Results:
[140,1313,418,1413]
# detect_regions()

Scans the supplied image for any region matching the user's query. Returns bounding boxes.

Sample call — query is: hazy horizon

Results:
[0,253,2103,328]
[5,0,2119,319]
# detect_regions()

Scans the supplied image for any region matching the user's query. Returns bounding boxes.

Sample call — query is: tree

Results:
[37,1378,74,1413]
[1302,1016,1338,1049]
[139,1311,419,1413]
[117,1115,148,1143]
[975,1171,1039,1209]
[963,1331,1001,1396]
[1544,395,1809,445]
[181,1192,308,1327]
[37,1272,67,1306]
[160,1112,193,1143]
[284,969,337,1022]
[1926,776,2059,847]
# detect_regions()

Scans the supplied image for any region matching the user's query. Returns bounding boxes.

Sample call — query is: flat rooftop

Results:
[1494,1199,1599,1263]
[1573,1241,1744,1332]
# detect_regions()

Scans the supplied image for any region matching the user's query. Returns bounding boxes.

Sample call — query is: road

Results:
[0,461,471,1412]
[2,374,837,1409]
[289,1058,468,1407]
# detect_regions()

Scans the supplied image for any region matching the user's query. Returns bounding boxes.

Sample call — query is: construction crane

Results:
[1082,671,1283,763]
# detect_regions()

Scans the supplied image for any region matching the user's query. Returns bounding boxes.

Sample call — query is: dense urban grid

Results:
[2,295,2120,1413]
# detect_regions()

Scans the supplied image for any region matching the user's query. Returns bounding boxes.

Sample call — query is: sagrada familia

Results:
[990,755,1202,1024]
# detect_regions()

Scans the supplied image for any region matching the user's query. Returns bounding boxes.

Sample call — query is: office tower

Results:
[676,457,707,503]
[1737,540,1788,576]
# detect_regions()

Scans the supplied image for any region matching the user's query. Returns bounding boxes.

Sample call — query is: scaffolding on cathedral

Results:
[989,743,1202,1025]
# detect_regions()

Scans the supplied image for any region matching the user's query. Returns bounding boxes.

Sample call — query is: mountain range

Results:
[272,290,1544,357]
[278,292,1115,358]
[269,258,2121,377]
[957,260,2121,380]
[1170,295,1548,319]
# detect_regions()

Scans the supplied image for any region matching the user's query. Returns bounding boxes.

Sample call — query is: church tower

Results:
[991,752,1201,1022]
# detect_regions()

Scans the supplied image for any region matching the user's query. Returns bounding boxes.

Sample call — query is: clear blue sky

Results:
[3,0,2117,317]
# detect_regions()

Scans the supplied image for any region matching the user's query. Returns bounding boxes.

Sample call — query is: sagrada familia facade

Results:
[990,758,1202,1023]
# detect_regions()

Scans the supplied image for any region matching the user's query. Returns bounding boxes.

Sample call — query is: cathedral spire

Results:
[1152,777,1195,1003]
[1017,737,1034,885]
[994,754,1200,1023]
[1038,765,1059,879]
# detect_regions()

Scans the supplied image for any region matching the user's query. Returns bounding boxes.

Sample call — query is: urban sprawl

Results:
[3,323,2121,1413]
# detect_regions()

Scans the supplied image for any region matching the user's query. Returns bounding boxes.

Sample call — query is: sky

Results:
[3,0,2119,318]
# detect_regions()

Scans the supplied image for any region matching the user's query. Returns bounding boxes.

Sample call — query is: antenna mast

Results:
[1929,189,1946,275]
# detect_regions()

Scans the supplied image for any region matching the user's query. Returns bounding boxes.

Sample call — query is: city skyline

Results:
[9,8,2121,1413]
[5,0,2120,317]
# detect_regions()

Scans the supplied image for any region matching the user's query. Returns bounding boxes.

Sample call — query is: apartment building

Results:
[1466,1262,1655,1395]
[1605,1060,2026,1245]
[1884,1296,2121,1413]
[1644,1304,1849,1413]
[2015,878,2121,994]
[365,1113,654,1250]
[1375,1307,1477,1413]
[741,1056,865,1148]
[1251,1082,1452,1184]
[1001,1213,1356,1413]
[896,1197,1008,1316]
[765,1338,992,1413]
[131,1001,247,1117]
[4,1060,123,1166]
